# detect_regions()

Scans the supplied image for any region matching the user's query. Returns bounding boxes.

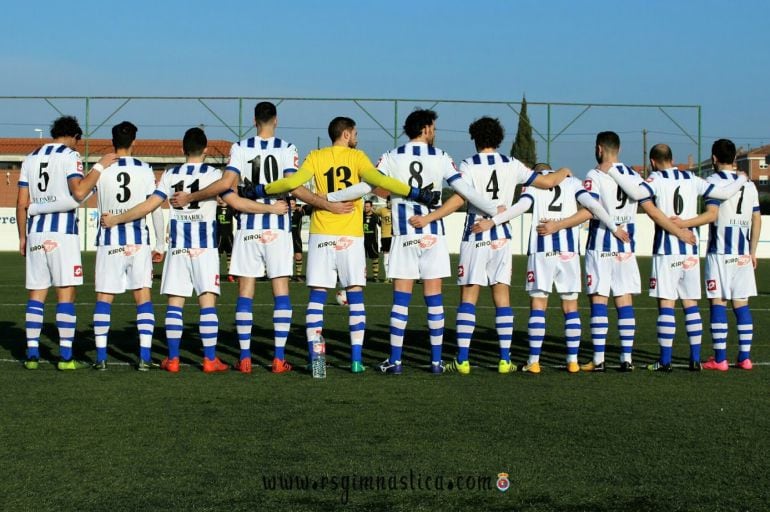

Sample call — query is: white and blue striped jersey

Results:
[584,164,652,253]
[377,142,460,237]
[225,136,298,232]
[644,168,714,256]
[523,175,587,254]
[154,163,222,249]
[460,152,535,242]
[706,171,759,255]
[19,143,83,235]
[96,157,157,246]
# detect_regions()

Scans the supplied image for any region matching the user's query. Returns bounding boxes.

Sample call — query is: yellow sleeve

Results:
[360,167,410,197]
[265,165,314,195]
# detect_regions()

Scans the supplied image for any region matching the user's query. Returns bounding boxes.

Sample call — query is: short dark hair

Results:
[403,109,438,139]
[328,117,356,142]
[50,116,83,140]
[112,121,138,150]
[254,102,277,125]
[468,117,504,150]
[649,143,673,163]
[712,139,736,165]
[183,127,207,156]
[596,131,620,152]
[364,200,373,206]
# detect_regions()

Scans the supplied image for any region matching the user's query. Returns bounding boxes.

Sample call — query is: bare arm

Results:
[292,185,354,215]
[641,200,696,245]
[68,153,118,201]
[101,194,164,228]
[529,168,571,189]
[672,204,718,229]
[16,186,29,256]
[409,194,465,229]
[171,171,238,208]
[537,208,593,235]
[751,211,761,269]
[222,191,289,215]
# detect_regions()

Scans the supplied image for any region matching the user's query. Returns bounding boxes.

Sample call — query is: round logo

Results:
[496,473,510,493]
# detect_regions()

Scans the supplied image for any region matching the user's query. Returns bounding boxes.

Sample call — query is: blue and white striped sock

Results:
[455,302,476,363]
[200,307,218,360]
[617,305,635,363]
[347,290,366,363]
[564,311,581,363]
[56,303,76,361]
[496,306,514,362]
[305,289,327,359]
[590,303,609,365]
[165,305,184,359]
[710,304,728,363]
[657,307,676,365]
[136,302,155,363]
[683,305,702,363]
[425,294,444,364]
[93,301,111,363]
[235,296,253,360]
[527,309,546,364]
[389,290,411,364]
[25,300,44,359]
[734,305,753,362]
[273,295,292,361]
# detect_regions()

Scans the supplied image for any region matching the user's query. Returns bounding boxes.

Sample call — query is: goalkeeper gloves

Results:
[408,184,441,207]
[239,178,267,200]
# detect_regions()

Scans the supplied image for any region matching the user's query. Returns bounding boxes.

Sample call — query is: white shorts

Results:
[26,232,83,289]
[160,247,221,297]
[457,239,512,286]
[584,250,641,297]
[229,229,293,279]
[649,254,701,300]
[526,251,581,297]
[95,244,153,294]
[306,234,366,289]
[705,253,757,300]
[388,234,450,280]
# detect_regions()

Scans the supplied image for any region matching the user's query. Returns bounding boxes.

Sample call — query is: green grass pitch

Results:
[0,252,768,511]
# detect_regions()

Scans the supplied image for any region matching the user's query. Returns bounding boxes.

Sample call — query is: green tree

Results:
[510,95,537,167]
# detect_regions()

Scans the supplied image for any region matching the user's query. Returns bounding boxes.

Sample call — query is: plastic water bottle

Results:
[311,331,326,379]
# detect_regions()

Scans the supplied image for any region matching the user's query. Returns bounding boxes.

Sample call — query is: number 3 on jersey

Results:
[324,166,353,192]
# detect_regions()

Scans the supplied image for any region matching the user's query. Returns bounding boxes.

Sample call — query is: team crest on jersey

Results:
[615,253,633,262]
[586,274,593,286]
[649,277,657,289]
[583,179,592,191]
[527,271,535,283]
[73,265,82,277]
[496,473,510,493]
[188,248,205,259]
[214,274,220,286]
[560,252,576,261]
[737,255,752,267]
[260,230,278,245]
[457,265,465,277]
[335,237,354,251]
[42,240,59,253]
[124,244,140,257]
[77,161,84,173]
[419,235,438,249]
[645,177,654,183]
[682,256,699,270]
[707,279,717,292]
[490,239,508,250]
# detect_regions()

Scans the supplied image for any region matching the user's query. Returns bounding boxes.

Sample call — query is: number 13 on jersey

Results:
[324,166,353,192]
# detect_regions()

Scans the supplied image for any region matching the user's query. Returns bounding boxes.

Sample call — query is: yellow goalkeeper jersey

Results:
[265,145,410,236]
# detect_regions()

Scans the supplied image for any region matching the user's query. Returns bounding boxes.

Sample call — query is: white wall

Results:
[2,208,770,258]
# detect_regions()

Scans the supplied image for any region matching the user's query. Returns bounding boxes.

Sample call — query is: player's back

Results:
[646,169,706,255]
[524,175,582,254]
[707,171,758,255]
[585,164,643,253]
[378,142,455,236]
[303,145,369,236]
[158,163,222,249]
[96,157,157,246]
[228,136,296,232]
[460,152,534,242]
[21,143,82,235]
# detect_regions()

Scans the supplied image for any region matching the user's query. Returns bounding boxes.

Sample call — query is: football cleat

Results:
[137,359,159,371]
[160,357,180,373]
[735,358,753,370]
[444,359,470,375]
[619,361,635,373]
[93,361,108,371]
[202,357,229,373]
[566,361,580,374]
[271,358,292,374]
[689,360,702,372]
[580,361,605,373]
[498,360,517,374]
[234,358,252,374]
[378,359,402,374]
[24,358,39,370]
[57,359,91,371]
[351,361,366,373]
[702,357,729,372]
[430,361,445,374]
[646,361,673,372]
[518,361,541,374]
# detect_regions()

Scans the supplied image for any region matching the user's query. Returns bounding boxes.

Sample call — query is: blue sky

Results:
[2,0,769,174]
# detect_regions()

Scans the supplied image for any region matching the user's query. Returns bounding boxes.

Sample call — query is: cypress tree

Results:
[511,95,537,167]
